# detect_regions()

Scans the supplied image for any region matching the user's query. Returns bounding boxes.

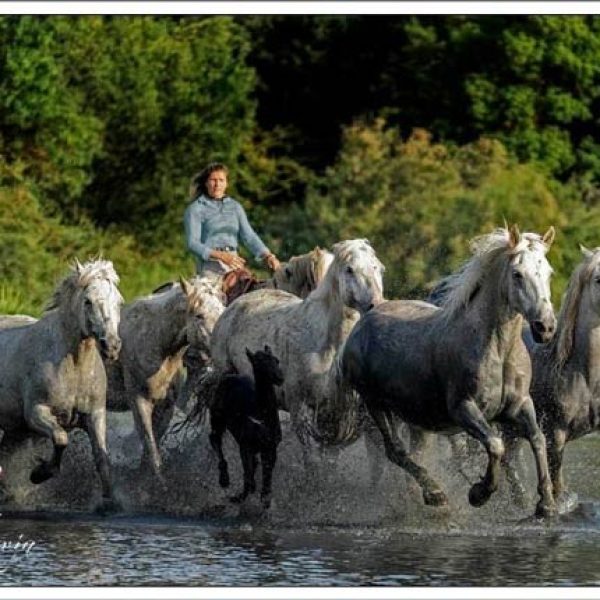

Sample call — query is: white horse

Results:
[107,276,225,481]
[211,239,384,448]
[0,259,123,509]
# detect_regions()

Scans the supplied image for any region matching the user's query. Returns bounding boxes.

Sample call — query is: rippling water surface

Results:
[1,417,600,587]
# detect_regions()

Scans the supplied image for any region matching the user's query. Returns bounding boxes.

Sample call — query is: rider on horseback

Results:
[184,162,281,289]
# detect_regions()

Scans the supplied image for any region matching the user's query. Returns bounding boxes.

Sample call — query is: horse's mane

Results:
[440,228,538,320]
[46,259,121,312]
[549,248,600,368]
[142,276,223,314]
[311,239,383,301]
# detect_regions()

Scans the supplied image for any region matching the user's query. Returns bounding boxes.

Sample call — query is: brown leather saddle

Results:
[221,268,267,305]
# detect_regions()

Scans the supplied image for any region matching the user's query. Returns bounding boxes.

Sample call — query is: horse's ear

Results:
[580,243,594,258]
[245,347,254,361]
[264,344,272,354]
[74,258,84,274]
[542,226,556,249]
[179,276,192,297]
[508,224,521,248]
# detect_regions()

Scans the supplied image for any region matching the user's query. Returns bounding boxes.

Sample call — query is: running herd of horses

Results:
[1,225,600,519]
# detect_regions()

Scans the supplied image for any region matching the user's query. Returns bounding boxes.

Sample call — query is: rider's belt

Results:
[213,246,237,252]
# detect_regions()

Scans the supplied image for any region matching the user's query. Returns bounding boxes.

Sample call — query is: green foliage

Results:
[2,15,600,318]
[0,161,193,314]
[295,119,583,301]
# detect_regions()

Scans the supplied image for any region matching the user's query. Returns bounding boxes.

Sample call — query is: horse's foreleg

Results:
[131,395,163,482]
[83,409,115,509]
[367,400,447,506]
[547,427,567,497]
[512,397,556,517]
[260,445,277,509]
[25,404,68,484]
[230,448,255,504]
[451,399,504,508]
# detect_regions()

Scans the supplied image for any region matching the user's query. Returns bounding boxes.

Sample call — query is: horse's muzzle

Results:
[530,319,556,344]
[100,337,122,361]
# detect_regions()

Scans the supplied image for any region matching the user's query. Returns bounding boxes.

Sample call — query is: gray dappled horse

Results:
[0,259,123,509]
[340,226,558,518]
[106,277,224,482]
[211,239,384,451]
[503,246,600,511]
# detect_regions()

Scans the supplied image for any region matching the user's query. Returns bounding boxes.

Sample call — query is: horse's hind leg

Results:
[367,401,447,506]
[451,399,504,508]
[25,404,68,484]
[82,409,116,511]
[546,427,575,512]
[511,399,556,517]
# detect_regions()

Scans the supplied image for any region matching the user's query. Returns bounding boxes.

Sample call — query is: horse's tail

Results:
[306,344,362,446]
[169,366,223,436]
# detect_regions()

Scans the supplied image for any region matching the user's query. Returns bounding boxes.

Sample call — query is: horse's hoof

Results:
[219,471,230,488]
[534,501,558,519]
[556,491,578,515]
[468,482,493,507]
[95,497,120,516]
[423,488,448,507]
[30,462,56,485]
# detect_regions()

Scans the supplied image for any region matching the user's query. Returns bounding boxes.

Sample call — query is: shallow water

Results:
[2,415,600,587]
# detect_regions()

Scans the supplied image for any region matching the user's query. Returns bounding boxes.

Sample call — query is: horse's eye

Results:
[595,277,600,285]
[513,270,524,281]
[285,267,292,279]
[346,266,354,275]
[84,298,93,307]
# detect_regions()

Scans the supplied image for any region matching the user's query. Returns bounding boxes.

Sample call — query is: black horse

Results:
[209,345,284,508]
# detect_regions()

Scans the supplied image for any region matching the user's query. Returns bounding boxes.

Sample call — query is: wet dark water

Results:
[3,507,600,586]
[2,418,600,587]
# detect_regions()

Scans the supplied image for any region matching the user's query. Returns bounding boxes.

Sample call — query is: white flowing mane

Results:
[441,228,545,320]
[46,259,121,312]
[551,247,600,368]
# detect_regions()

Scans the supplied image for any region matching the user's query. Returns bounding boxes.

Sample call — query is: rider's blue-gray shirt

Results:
[183,194,269,272]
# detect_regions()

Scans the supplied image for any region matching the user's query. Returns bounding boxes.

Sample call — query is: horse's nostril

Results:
[367,304,374,311]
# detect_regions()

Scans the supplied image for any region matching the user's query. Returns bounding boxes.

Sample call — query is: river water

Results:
[1,414,600,588]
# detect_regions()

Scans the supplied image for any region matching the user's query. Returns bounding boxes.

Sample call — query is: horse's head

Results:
[506,225,556,343]
[75,259,123,360]
[272,247,334,299]
[579,245,600,314]
[180,276,225,356]
[331,239,384,314]
[246,345,284,386]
